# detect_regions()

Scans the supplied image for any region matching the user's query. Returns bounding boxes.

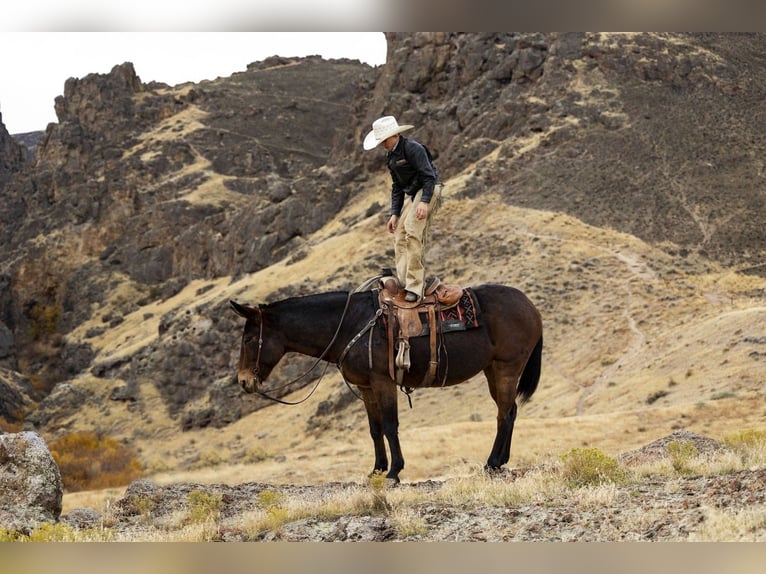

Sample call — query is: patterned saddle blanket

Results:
[437,288,481,334]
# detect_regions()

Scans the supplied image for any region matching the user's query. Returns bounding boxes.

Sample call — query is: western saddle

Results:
[377,276,463,388]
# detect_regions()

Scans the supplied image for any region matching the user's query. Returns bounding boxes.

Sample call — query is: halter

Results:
[247,290,356,406]
[247,306,265,388]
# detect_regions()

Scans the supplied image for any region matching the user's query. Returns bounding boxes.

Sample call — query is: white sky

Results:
[0,32,387,134]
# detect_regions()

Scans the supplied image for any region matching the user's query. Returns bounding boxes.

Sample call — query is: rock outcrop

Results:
[0,113,27,189]
[0,368,33,426]
[0,431,63,533]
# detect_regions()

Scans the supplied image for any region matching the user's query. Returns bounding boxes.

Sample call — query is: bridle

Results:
[244,291,356,406]
[245,306,265,389]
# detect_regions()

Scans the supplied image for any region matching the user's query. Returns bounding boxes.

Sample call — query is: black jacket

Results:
[386,136,439,216]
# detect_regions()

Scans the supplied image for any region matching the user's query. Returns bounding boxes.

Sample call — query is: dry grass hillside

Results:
[61,155,766,513]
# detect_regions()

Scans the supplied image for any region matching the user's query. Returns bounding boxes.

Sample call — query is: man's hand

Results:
[415,201,429,220]
[387,214,399,233]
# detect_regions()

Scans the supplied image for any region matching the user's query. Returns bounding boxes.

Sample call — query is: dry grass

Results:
[437,465,565,507]
[690,507,766,542]
[123,104,210,155]
[54,436,766,541]
[628,432,766,481]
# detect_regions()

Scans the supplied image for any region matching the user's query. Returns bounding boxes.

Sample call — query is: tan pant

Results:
[393,186,441,297]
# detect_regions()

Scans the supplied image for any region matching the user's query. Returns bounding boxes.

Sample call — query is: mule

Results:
[231,283,543,482]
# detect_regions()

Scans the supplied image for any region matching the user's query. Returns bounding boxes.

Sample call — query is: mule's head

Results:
[230,300,283,393]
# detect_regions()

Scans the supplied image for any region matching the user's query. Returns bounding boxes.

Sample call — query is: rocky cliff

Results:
[0,113,28,189]
[0,33,764,456]
[0,56,376,427]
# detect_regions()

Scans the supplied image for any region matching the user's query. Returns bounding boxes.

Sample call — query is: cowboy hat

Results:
[363,116,414,150]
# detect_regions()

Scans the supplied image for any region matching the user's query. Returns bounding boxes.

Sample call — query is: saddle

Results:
[378,277,463,387]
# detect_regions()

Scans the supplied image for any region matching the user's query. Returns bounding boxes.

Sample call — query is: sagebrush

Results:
[560,447,627,487]
[49,431,143,492]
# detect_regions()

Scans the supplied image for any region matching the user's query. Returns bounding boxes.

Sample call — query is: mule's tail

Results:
[517,335,543,404]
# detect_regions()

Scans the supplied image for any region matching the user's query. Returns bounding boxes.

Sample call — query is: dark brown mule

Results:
[231,283,542,482]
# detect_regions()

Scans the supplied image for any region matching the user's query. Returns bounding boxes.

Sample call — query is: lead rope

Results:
[257,277,386,406]
[254,289,355,405]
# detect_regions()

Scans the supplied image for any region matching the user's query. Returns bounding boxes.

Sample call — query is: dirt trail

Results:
[515,221,654,415]
[576,248,651,415]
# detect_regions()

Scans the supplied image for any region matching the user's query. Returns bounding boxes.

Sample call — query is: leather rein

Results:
[248,290,358,405]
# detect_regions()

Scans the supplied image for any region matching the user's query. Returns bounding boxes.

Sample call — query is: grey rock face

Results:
[0,431,63,533]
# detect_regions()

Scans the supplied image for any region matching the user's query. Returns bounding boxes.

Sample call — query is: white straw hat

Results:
[363,116,414,150]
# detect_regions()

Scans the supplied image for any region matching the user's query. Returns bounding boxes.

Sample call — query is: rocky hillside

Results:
[0,34,765,486]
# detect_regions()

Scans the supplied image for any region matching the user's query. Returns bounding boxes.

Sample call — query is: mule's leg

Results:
[484,360,523,471]
[370,374,404,482]
[360,387,388,475]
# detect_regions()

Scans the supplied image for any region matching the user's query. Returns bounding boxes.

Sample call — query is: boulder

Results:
[0,431,63,533]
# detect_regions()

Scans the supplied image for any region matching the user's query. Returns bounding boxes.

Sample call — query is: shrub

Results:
[667,440,699,475]
[0,528,24,542]
[49,431,143,492]
[244,447,272,463]
[29,304,60,340]
[116,491,157,524]
[26,522,79,542]
[184,450,226,470]
[257,490,289,534]
[257,489,283,510]
[560,447,627,488]
[187,490,224,524]
[390,507,428,538]
[368,470,392,513]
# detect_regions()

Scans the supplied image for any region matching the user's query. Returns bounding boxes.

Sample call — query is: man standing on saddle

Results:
[363,115,441,303]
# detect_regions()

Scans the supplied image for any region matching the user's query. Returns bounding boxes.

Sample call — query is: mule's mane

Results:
[263,290,352,311]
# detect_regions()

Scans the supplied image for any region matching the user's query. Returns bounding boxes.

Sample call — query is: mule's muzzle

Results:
[238,368,260,394]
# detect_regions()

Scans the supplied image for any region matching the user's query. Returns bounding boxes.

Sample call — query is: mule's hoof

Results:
[484,464,505,475]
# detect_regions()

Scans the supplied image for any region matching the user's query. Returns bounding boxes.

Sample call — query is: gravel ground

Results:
[61,430,766,542]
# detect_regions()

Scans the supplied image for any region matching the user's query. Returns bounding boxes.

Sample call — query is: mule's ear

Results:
[230,300,258,319]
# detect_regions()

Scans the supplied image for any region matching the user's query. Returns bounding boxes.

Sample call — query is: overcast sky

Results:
[0,32,387,134]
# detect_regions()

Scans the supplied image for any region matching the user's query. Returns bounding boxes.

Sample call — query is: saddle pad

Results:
[438,288,481,333]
